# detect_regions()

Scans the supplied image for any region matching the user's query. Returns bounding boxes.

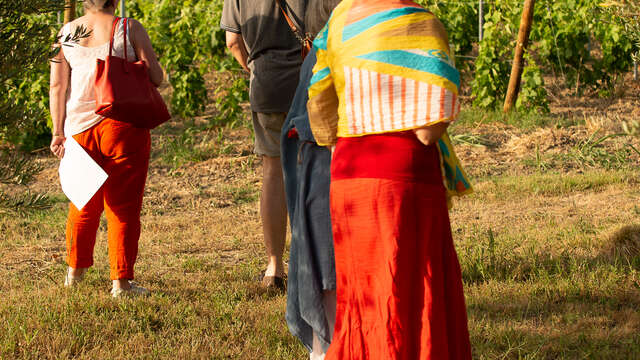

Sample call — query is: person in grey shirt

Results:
[221,0,307,289]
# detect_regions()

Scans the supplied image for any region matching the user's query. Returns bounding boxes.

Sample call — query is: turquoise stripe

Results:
[442,161,454,188]
[357,50,460,88]
[342,7,428,42]
[437,139,450,157]
[314,23,329,51]
[310,67,331,86]
[455,167,471,188]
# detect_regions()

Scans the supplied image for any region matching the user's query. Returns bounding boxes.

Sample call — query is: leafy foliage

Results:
[0,0,63,212]
[124,0,636,117]
[417,0,478,71]
[210,76,249,128]
[0,0,63,150]
[0,151,43,186]
[601,0,640,63]
[3,0,638,155]
[129,0,246,122]
[419,0,636,111]
[0,191,51,215]
[532,0,634,92]
[517,54,549,113]
[471,4,519,109]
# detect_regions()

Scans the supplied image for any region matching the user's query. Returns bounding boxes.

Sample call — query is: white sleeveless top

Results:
[61,18,137,136]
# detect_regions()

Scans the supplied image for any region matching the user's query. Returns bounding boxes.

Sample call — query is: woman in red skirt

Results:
[307,0,474,358]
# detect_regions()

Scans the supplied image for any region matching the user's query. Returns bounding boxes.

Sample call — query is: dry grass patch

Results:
[2,104,639,358]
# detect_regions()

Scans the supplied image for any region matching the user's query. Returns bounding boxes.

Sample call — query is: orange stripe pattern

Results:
[343,66,459,135]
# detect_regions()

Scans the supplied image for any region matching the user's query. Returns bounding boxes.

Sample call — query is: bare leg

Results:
[310,290,337,359]
[311,334,325,360]
[323,290,337,337]
[261,155,287,278]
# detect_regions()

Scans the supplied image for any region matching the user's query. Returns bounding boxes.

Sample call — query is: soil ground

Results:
[1,73,639,359]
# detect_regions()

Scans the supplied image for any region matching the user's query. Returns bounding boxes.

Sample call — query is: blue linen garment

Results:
[281,49,336,352]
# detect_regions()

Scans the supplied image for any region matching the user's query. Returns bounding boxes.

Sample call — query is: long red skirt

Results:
[326,132,471,360]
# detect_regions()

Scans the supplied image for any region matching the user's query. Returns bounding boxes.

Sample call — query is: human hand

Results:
[414,122,449,146]
[50,134,66,159]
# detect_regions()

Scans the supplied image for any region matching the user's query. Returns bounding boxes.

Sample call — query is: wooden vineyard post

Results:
[503,0,536,113]
[64,0,76,24]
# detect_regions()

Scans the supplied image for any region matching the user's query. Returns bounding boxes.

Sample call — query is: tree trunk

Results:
[503,0,536,113]
[64,0,76,24]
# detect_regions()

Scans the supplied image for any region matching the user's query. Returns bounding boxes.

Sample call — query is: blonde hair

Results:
[83,0,115,11]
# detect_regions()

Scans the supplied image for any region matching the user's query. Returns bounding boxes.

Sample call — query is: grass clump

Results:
[455,108,583,131]
[2,106,639,359]
[476,169,638,198]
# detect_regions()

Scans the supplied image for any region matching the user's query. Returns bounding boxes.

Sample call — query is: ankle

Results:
[112,279,131,290]
[265,258,284,277]
[68,267,87,278]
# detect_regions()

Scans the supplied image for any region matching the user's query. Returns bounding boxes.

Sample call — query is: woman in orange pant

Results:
[49,0,164,297]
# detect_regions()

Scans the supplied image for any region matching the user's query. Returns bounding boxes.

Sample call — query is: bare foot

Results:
[264,257,285,278]
[65,267,88,287]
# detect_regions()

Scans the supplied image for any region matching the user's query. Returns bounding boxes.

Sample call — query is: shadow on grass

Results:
[459,225,640,285]
[468,293,640,359]
[462,224,640,358]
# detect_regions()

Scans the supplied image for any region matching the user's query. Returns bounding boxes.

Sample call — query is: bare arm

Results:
[414,122,449,146]
[129,19,164,87]
[225,31,249,72]
[49,40,70,159]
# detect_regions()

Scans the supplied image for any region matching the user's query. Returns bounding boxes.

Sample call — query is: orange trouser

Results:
[65,118,150,280]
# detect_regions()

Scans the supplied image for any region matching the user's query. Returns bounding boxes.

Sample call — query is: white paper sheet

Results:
[59,136,108,210]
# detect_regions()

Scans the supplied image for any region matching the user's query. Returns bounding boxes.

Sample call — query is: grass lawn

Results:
[1,107,639,359]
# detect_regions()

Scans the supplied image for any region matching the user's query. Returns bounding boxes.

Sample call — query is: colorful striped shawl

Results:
[307,0,472,200]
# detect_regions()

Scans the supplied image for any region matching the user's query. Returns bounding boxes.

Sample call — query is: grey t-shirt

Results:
[221,0,307,113]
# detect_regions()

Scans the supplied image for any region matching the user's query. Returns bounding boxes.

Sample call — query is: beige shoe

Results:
[111,281,150,298]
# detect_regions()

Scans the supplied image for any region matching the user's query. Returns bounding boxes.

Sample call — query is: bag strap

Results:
[123,18,129,61]
[108,17,129,61]
[108,16,120,58]
[275,0,308,46]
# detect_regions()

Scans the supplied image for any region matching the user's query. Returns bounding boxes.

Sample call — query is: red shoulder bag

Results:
[95,17,170,129]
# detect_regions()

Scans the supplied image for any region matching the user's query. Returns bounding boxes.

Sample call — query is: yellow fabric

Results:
[307,0,473,201]
[307,0,460,145]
